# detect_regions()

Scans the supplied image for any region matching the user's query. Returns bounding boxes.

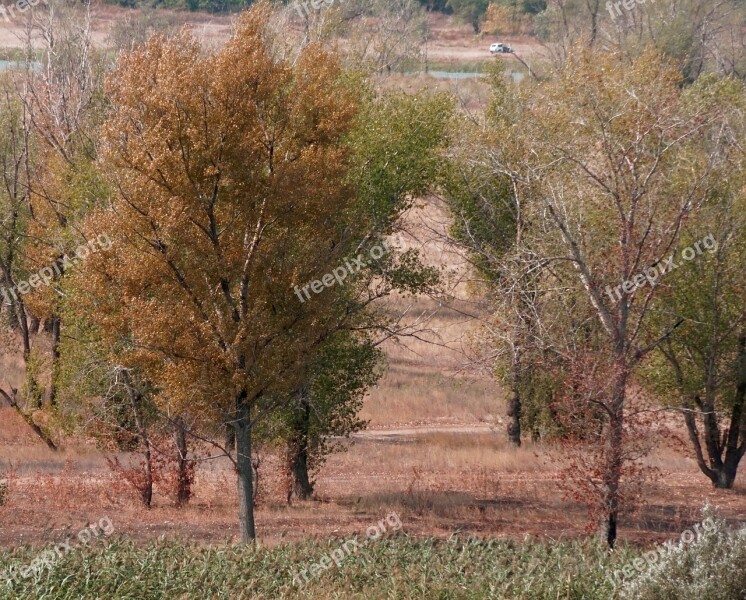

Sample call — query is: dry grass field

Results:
[1,197,744,554]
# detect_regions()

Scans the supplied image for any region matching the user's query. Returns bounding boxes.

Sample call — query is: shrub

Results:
[619,508,746,600]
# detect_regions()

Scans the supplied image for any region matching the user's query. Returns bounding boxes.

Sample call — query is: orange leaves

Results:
[81,2,363,417]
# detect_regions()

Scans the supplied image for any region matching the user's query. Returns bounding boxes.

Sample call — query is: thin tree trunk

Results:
[175,416,190,506]
[0,387,57,450]
[287,388,314,501]
[225,421,235,453]
[48,315,61,407]
[235,390,256,542]
[507,347,522,447]
[601,366,626,548]
[29,316,40,334]
[17,298,30,362]
[122,370,153,508]
[141,435,153,507]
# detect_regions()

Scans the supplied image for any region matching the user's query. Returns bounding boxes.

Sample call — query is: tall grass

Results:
[5,526,744,599]
[0,535,635,599]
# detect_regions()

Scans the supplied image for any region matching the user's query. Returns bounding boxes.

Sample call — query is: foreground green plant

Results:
[619,510,746,600]
[0,535,632,599]
[2,525,743,599]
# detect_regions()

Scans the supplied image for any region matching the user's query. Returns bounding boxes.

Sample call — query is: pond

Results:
[408,70,525,82]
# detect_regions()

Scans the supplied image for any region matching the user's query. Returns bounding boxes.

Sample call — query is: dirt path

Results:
[352,424,497,441]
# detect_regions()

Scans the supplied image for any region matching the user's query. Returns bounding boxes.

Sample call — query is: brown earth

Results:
[1,197,744,550]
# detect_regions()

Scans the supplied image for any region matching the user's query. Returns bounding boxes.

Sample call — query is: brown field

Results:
[1,196,745,551]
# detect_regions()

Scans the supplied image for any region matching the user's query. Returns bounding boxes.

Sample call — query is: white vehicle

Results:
[489,42,514,54]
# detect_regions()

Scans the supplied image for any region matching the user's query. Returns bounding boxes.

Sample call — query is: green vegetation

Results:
[621,514,746,600]
[2,514,744,598]
[0,535,634,599]
[420,60,490,72]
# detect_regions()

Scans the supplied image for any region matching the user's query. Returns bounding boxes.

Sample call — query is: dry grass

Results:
[1,194,743,551]
[0,425,744,549]
[360,364,500,426]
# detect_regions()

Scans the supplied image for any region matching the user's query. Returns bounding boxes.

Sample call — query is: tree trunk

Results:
[290,447,313,501]
[175,416,191,506]
[29,316,40,334]
[714,463,737,489]
[141,436,153,508]
[682,334,746,490]
[0,387,57,450]
[235,390,256,542]
[717,334,746,488]
[287,388,314,502]
[1,275,24,347]
[16,299,30,362]
[601,367,626,548]
[507,348,522,447]
[48,315,61,407]
[122,370,153,508]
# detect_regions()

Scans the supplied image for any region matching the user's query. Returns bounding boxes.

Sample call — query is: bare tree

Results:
[453,49,739,546]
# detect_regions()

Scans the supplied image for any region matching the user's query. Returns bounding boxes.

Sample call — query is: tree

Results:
[536,0,604,53]
[601,0,746,84]
[106,9,180,54]
[0,78,34,361]
[461,50,739,546]
[482,1,539,36]
[642,99,746,488]
[75,4,382,542]
[448,0,490,33]
[533,0,746,85]
[441,62,549,448]
[341,0,429,74]
[18,0,108,408]
[276,88,448,497]
[280,332,383,501]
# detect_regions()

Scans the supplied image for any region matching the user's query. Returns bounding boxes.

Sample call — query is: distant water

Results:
[426,70,485,79]
[0,60,41,71]
[408,70,525,82]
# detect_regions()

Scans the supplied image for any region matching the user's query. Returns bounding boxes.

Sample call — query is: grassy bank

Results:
[0,536,633,599]
[3,525,745,599]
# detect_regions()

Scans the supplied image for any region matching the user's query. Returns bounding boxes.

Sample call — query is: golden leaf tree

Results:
[77,3,368,542]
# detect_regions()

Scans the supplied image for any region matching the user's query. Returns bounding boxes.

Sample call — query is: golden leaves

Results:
[83,2,363,414]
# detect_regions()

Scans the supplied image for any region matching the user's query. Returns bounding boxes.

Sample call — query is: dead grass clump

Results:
[0,465,16,507]
[25,460,115,510]
[359,465,502,519]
